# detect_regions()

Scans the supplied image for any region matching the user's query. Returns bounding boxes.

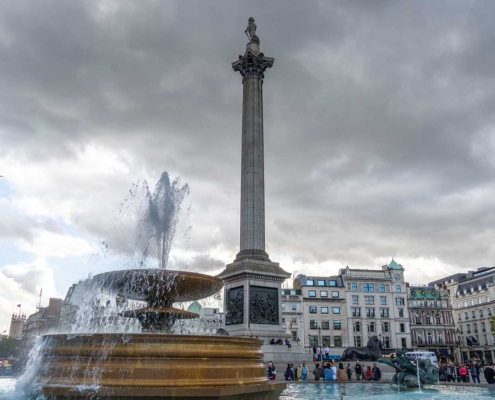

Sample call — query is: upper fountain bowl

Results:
[91,269,223,305]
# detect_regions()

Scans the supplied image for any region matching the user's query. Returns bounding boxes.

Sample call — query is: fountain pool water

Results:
[2,380,495,399]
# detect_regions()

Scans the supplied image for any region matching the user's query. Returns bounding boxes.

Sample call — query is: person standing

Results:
[346,363,352,381]
[471,361,480,384]
[300,361,308,382]
[313,363,321,381]
[337,362,346,381]
[372,363,381,381]
[324,363,335,381]
[317,346,322,362]
[266,361,276,381]
[484,364,495,384]
[313,346,317,362]
[446,362,454,382]
[459,364,467,382]
[324,345,330,361]
[284,363,294,381]
[355,362,362,381]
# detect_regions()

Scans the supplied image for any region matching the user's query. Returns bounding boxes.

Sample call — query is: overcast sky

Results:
[1,0,495,333]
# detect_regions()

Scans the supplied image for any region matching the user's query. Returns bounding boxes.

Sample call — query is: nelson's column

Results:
[218,18,291,342]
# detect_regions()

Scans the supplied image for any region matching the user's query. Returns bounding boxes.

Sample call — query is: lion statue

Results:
[340,336,382,361]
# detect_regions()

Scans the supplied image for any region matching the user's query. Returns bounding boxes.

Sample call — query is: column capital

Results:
[232,49,274,79]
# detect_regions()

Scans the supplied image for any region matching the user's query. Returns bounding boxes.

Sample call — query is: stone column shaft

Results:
[240,75,265,254]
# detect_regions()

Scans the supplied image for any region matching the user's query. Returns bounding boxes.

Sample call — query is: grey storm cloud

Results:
[0,0,494,277]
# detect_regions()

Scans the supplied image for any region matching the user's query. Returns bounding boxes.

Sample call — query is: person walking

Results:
[355,362,362,381]
[459,364,467,383]
[346,363,352,381]
[372,363,381,382]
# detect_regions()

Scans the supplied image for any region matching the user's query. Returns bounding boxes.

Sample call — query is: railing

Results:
[411,340,458,346]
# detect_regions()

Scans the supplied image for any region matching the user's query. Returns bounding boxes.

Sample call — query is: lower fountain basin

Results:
[38,333,285,399]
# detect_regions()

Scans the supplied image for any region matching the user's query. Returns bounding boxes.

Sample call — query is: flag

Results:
[17,304,21,307]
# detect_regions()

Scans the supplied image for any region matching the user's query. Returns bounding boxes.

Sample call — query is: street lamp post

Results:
[318,326,321,347]
[308,333,311,354]
[456,328,463,363]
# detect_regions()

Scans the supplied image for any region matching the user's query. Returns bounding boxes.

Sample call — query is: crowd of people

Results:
[437,360,495,384]
[278,360,381,382]
[271,356,495,384]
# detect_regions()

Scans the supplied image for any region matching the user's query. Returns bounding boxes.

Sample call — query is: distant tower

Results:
[218,18,290,342]
[9,312,25,339]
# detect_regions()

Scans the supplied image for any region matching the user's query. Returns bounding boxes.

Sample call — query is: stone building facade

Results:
[281,288,304,342]
[8,314,25,340]
[293,275,348,357]
[432,267,495,363]
[339,260,411,353]
[407,284,456,361]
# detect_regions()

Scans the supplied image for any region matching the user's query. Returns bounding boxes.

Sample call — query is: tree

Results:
[0,336,20,358]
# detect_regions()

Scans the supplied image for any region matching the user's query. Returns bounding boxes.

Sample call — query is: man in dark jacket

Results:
[372,363,381,381]
[484,364,495,384]
[355,362,362,381]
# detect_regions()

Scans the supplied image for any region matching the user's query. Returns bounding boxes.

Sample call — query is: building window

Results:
[307,279,314,286]
[425,315,431,324]
[366,308,375,317]
[400,323,405,333]
[472,310,476,319]
[290,289,296,295]
[435,315,441,324]
[282,304,285,310]
[380,308,389,318]
[427,332,433,344]
[309,306,317,314]
[309,335,318,346]
[458,313,461,321]
[368,321,375,332]
[322,336,330,346]
[482,321,486,332]
[396,298,405,306]
[438,333,443,344]
[332,307,341,314]
[353,321,361,332]
[379,283,385,292]
[352,296,359,305]
[383,336,390,348]
[364,283,374,292]
[484,334,488,345]
[417,333,423,344]
[383,322,389,332]
[317,280,326,286]
[351,283,357,291]
[396,285,401,293]
[320,290,328,297]
[334,336,342,347]
[466,324,471,334]
[321,306,329,314]
[291,304,297,311]
[351,308,361,317]
[480,309,484,318]
[309,290,316,297]
[329,280,337,287]
[365,296,375,305]
[474,323,478,333]
[321,320,330,330]
[333,320,341,330]
[310,320,318,329]
[465,312,468,320]
[380,297,387,305]
[332,291,339,298]
[415,313,421,324]
[401,338,407,348]
[398,309,404,318]
[354,336,362,347]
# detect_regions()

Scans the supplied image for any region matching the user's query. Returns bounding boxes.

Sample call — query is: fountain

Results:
[24,172,285,399]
